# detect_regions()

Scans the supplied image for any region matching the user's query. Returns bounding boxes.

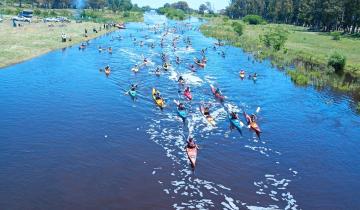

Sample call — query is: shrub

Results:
[232,22,243,36]
[49,10,57,17]
[328,52,346,73]
[243,15,266,25]
[33,9,41,16]
[261,27,289,51]
[123,11,130,17]
[223,16,229,22]
[331,31,341,40]
[286,70,309,86]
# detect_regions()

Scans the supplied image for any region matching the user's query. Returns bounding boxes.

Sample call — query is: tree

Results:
[199,4,207,14]
[171,1,189,12]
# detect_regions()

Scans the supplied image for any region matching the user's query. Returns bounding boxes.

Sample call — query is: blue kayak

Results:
[129,90,137,97]
[228,115,243,135]
[177,108,187,119]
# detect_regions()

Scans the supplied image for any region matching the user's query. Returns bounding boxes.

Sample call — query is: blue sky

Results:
[132,0,230,10]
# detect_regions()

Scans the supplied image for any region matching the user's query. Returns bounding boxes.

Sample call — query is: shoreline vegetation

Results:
[199,17,360,107]
[0,6,144,69]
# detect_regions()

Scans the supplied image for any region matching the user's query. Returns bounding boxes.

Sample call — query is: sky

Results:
[132,0,230,11]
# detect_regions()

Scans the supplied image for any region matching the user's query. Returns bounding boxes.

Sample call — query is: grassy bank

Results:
[0,8,143,69]
[200,17,360,95]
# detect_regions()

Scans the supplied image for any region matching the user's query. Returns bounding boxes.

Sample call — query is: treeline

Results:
[225,0,360,33]
[1,0,149,11]
[157,1,218,19]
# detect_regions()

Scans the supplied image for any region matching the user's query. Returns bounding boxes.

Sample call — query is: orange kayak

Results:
[186,146,197,167]
[243,111,261,137]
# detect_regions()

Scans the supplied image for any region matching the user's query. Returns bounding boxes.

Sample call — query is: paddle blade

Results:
[239,121,245,128]
[256,107,261,113]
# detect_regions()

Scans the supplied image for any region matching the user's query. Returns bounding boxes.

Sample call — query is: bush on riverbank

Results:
[261,27,289,51]
[242,15,266,25]
[232,22,243,36]
[328,52,346,73]
[286,70,309,86]
[158,7,186,20]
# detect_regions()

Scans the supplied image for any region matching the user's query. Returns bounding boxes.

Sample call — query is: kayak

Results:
[200,105,216,126]
[163,63,170,71]
[228,114,243,135]
[152,88,165,108]
[174,100,187,119]
[194,59,206,68]
[243,111,261,137]
[178,79,185,85]
[105,69,111,75]
[155,71,160,76]
[210,84,225,101]
[186,146,197,167]
[132,67,139,73]
[184,90,192,100]
[129,90,136,97]
[240,71,245,79]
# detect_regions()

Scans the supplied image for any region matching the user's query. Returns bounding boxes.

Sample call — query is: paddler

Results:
[178,76,185,84]
[215,87,222,95]
[130,84,137,91]
[176,56,180,64]
[202,56,207,63]
[178,102,185,110]
[105,65,110,71]
[184,86,191,93]
[203,106,210,116]
[155,91,162,100]
[163,62,169,69]
[249,114,257,123]
[108,47,112,53]
[186,137,198,149]
[230,111,238,119]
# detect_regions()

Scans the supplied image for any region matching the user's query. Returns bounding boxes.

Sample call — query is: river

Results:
[0,12,359,210]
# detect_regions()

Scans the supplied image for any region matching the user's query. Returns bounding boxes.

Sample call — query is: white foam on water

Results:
[253,174,298,210]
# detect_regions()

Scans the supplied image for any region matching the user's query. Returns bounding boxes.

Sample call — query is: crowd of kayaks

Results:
[89,21,261,169]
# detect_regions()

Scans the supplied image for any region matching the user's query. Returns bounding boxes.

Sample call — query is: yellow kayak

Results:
[152,88,165,108]
[200,105,216,126]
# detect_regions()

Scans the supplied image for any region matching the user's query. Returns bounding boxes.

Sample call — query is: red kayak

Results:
[186,146,197,167]
[243,111,261,138]
[184,90,192,100]
[210,84,225,101]
[194,59,206,68]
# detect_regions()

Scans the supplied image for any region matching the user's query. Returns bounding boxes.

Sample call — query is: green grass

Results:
[200,17,360,93]
[0,8,143,69]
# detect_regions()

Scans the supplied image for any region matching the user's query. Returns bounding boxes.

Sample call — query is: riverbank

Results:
[200,17,360,96]
[0,10,143,69]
